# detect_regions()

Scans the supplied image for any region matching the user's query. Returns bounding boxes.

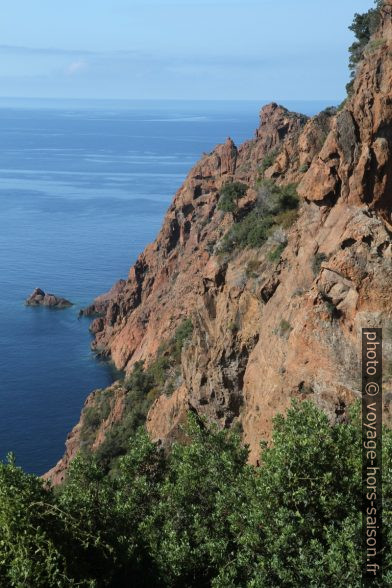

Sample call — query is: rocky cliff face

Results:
[46,2,392,482]
[83,102,331,372]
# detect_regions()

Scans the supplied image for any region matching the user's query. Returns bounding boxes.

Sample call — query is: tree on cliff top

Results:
[347,0,383,94]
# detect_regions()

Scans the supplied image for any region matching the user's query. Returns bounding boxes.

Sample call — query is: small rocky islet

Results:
[25,287,73,309]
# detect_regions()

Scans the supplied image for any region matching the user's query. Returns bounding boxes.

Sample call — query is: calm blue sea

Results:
[0,99,334,474]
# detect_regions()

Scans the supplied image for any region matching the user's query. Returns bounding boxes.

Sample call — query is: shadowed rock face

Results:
[26,288,72,309]
[46,2,392,482]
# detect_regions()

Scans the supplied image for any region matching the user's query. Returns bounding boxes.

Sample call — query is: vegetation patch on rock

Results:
[218,180,299,254]
[217,181,248,214]
[80,319,194,470]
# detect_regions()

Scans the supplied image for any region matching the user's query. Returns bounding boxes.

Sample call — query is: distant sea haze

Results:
[0,99,335,474]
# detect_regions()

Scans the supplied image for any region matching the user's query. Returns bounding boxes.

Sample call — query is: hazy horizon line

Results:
[0,96,341,102]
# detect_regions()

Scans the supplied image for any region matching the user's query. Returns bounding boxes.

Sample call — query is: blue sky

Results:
[0,0,375,101]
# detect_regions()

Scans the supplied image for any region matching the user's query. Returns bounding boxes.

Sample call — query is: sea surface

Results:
[0,99,335,474]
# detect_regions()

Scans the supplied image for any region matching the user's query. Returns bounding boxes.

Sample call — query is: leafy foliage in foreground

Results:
[1,401,391,587]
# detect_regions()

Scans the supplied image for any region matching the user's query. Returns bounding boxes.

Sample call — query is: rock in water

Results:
[26,288,73,309]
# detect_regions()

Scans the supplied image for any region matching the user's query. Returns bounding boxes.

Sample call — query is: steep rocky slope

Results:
[46,2,392,482]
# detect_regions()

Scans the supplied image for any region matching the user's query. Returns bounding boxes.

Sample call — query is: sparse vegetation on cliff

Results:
[219,180,299,253]
[267,242,286,263]
[82,389,112,444]
[312,251,329,276]
[259,148,279,177]
[172,318,193,362]
[277,318,292,337]
[298,163,309,173]
[217,181,248,214]
[80,319,194,468]
[1,401,391,586]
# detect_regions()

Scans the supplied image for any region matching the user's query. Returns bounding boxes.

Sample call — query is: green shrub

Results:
[320,106,338,117]
[95,387,157,465]
[0,455,70,587]
[299,163,309,173]
[3,400,392,586]
[277,319,292,337]
[125,360,154,393]
[83,407,101,432]
[217,181,248,214]
[147,354,170,388]
[366,37,386,53]
[337,98,348,111]
[325,300,338,319]
[205,240,215,254]
[228,321,238,333]
[273,207,299,228]
[268,182,299,214]
[81,388,113,444]
[256,180,299,215]
[219,181,299,254]
[268,242,286,263]
[259,148,278,177]
[219,211,273,253]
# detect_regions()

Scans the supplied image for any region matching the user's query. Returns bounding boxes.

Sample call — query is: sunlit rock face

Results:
[46,3,392,481]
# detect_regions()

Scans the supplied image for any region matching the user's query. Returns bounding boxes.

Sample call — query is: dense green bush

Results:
[219,210,273,253]
[261,181,298,215]
[124,360,155,394]
[0,455,68,586]
[1,400,391,586]
[95,384,158,466]
[82,389,113,440]
[219,180,299,253]
[320,106,338,117]
[217,182,248,214]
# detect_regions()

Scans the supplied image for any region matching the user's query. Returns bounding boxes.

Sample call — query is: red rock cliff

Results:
[46,3,392,482]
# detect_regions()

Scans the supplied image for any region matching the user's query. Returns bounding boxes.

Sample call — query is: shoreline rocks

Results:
[26,288,73,309]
